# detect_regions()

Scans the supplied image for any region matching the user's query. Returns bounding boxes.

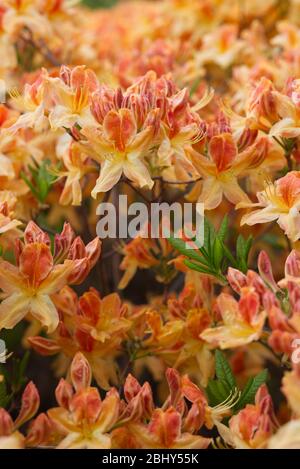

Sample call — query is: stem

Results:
[21,28,61,67]
[121,178,151,204]
[111,186,121,292]
[162,283,169,304]
[152,175,202,185]
[285,150,293,172]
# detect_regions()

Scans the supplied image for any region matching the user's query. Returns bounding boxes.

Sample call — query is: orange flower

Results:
[0,221,101,332]
[48,352,120,449]
[56,136,95,206]
[119,235,174,289]
[2,0,51,39]
[188,131,275,210]
[48,65,98,130]
[200,290,266,349]
[8,70,49,132]
[0,381,39,449]
[0,190,22,247]
[226,385,277,448]
[239,171,300,242]
[28,287,131,389]
[119,369,211,449]
[195,25,244,69]
[157,86,208,183]
[83,107,158,195]
[127,406,210,449]
[270,78,300,138]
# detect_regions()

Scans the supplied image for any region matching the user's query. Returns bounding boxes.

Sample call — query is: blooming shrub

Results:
[1,0,300,450]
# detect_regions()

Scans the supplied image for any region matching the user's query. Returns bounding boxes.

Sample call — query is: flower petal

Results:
[0,293,30,330]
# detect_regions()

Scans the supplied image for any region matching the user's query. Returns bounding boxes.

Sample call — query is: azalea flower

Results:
[0,190,22,236]
[188,131,277,210]
[253,249,300,357]
[48,65,98,130]
[0,381,39,449]
[195,25,244,69]
[221,385,277,449]
[118,369,211,449]
[0,221,101,332]
[55,135,95,206]
[167,284,214,386]
[83,107,158,196]
[269,78,300,139]
[28,287,131,389]
[157,87,210,182]
[200,290,266,349]
[118,235,174,289]
[2,0,51,39]
[127,406,210,449]
[47,352,120,449]
[239,171,300,242]
[8,71,49,132]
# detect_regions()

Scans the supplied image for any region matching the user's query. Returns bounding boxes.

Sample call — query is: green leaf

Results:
[21,160,58,203]
[168,234,212,269]
[20,171,39,200]
[205,351,237,407]
[236,234,245,257]
[169,216,253,284]
[206,379,231,407]
[213,236,224,270]
[215,350,236,389]
[184,259,214,276]
[168,236,204,263]
[236,235,252,273]
[221,241,238,268]
[235,369,268,411]
[204,218,215,256]
[218,216,229,242]
[183,227,208,257]
[245,236,253,258]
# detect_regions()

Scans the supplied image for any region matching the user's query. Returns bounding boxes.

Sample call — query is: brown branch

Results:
[21,29,61,67]
[152,175,202,185]
[121,178,152,204]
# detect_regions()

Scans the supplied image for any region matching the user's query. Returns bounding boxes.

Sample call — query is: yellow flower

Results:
[200,291,266,349]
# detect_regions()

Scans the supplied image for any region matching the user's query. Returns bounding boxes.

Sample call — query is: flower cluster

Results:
[1,0,300,450]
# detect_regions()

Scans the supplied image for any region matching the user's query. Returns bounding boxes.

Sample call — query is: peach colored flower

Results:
[240,171,300,242]
[0,381,40,449]
[48,352,120,449]
[0,221,101,332]
[200,290,266,349]
[29,287,131,389]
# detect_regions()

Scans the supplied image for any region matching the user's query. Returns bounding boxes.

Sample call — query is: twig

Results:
[121,178,151,204]
[152,175,202,185]
[111,186,121,292]
[21,29,61,67]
